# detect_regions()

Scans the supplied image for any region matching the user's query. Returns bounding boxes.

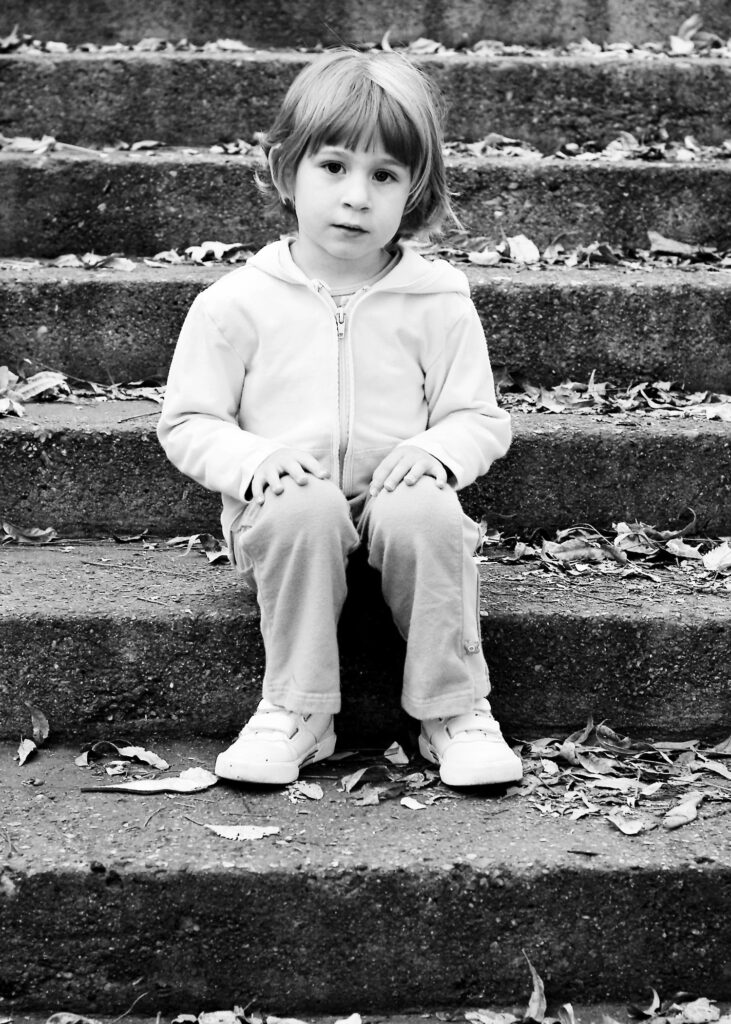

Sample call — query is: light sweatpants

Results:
[231,474,490,720]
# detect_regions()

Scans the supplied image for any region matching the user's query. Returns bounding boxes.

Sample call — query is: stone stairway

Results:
[2,0,731,1014]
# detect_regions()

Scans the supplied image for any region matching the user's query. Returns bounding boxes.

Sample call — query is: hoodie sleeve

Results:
[157,292,286,501]
[399,293,511,489]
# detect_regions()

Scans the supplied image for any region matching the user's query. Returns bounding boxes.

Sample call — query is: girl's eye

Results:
[374,170,395,183]
[322,162,343,174]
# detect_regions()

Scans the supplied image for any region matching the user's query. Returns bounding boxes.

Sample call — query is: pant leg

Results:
[361,477,490,720]
[232,475,359,714]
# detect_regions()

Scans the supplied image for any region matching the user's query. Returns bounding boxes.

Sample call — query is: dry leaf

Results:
[116,745,170,770]
[81,766,218,793]
[287,780,323,802]
[465,1012,516,1024]
[606,810,645,835]
[677,998,721,1024]
[400,796,427,810]
[523,951,547,1022]
[25,702,49,745]
[204,824,280,841]
[384,741,409,765]
[703,542,731,572]
[3,521,58,545]
[15,738,37,766]
[353,785,383,806]
[505,234,540,264]
[46,1014,104,1024]
[663,790,704,829]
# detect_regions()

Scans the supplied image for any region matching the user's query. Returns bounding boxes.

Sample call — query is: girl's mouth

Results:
[334,223,366,233]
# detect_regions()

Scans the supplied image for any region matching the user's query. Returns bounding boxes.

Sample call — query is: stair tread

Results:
[5,48,731,150]
[4,0,731,49]
[4,148,731,256]
[1,538,729,742]
[4,260,731,389]
[2,401,730,537]
[2,735,730,1008]
[3,737,728,871]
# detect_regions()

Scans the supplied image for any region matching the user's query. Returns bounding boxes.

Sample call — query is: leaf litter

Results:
[512,717,731,835]
[477,511,731,593]
[0,361,164,417]
[38,964,731,1024]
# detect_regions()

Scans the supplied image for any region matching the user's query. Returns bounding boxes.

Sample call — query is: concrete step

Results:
[1,735,730,1012]
[5,0,731,48]
[4,149,731,256]
[2,401,731,537]
[4,262,731,390]
[1,540,730,743]
[5,51,731,150]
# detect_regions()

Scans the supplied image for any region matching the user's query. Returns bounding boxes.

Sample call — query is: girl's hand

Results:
[251,449,329,504]
[369,446,448,497]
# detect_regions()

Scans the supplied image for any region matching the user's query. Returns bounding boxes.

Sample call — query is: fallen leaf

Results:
[286,780,323,802]
[81,766,218,793]
[663,790,704,829]
[665,538,703,559]
[677,999,721,1024]
[130,139,164,150]
[694,759,731,781]
[215,38,255,52]
[3,521,58,545]
[607,810,645,835]
[465,1012,516,1024]
[384,741,409,765]
[523,950,547,1022]
[116,745,170,770]
[505,234,540,264]
[703,541,731,572]
[648,230,697,256]
[204,824,280,840]
[25,702,49,745]
[629,989,662,1019]
[46,1014,105,1024]
[353,784,384,806]
[709,734,731,754]
[15,738,37,766]
[401,796,427,810]
[468,249,501,266]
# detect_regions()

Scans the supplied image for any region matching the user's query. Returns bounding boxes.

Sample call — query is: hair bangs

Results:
[306,79,421,174]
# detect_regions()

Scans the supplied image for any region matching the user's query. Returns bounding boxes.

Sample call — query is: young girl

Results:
[157,48,522,788]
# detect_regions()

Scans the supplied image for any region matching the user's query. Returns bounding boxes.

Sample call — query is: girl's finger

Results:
[298,454,330,479]
[383,459,410,491]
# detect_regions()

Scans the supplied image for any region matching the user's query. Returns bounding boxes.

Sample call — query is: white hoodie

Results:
[157,238,511,540]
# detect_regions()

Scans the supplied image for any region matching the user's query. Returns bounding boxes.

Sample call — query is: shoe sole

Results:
[215,732,337,785]
[418,735,523,787]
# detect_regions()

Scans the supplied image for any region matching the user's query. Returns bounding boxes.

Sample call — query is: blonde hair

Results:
[258,48,459,237]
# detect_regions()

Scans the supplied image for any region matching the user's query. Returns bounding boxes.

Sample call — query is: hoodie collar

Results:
[247,237,470,298]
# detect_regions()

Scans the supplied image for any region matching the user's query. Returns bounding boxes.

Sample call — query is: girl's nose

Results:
[343,174,370,209]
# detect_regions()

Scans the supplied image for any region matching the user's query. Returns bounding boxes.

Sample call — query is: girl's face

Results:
[288,141,412,285]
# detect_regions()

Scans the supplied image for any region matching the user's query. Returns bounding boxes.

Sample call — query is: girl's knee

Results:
[260,474,350,532]
[370,477,459,543]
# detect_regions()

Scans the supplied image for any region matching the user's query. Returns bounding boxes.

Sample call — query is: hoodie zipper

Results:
[314,285,366,489]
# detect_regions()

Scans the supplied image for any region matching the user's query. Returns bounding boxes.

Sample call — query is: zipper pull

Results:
[335,308,345,341]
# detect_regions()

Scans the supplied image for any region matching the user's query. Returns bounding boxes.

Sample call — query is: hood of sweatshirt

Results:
[245,237,472,299]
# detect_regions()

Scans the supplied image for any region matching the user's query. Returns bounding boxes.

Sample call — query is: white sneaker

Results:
[419,697,523,786]
[215,699,336,784]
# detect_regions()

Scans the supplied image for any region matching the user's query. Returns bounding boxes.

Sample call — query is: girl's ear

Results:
[268,145,295,210]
